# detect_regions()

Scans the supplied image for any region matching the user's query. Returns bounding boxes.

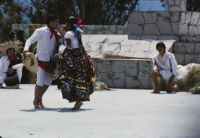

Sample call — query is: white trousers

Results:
[36,67,52,86]
[159,70,176,82]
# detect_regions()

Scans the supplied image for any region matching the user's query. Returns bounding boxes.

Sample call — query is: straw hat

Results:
[0,41,22,54]
[22,52,38,73]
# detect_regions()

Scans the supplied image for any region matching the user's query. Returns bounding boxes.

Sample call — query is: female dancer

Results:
[56,16,94,110]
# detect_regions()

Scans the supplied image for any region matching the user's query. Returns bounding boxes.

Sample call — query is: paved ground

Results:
[0,84,200,138]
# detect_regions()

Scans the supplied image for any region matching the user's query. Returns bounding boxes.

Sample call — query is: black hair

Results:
[66,16,77,30]
[156,42,166,50]
[66,16,77,24]
[46,14,58,24]
[6,48,15,55]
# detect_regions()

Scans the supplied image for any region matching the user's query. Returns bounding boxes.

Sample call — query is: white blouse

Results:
[64,31,80,49]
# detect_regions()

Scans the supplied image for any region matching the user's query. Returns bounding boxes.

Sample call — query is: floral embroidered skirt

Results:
[56,48,94,102]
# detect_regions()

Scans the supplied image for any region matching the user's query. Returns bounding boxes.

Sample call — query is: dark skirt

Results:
[56,48,94,102]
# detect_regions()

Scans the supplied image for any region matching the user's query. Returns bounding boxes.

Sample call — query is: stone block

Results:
[175,0,181,5]
[180,35,200,42]
[185,12,192,24]
[96,72,114,88]
[180,12,185,23]
[191,12,200,25]
[179,23,188,35]
[184,54,194,65]
[125,76,141,89]
[174,53,185,65]
[138,72,152,89]
[171,23,180,35]
[158,35,178,40]
[173,43,185,54]
[188,26,199,35]
[170,12,180,22]
[194,55,200,63]
[143,24,160,35]
[198,25,200,35]
[157,12,170,17]
[143,12,157,24]
[102,43,121,55]
[168,6,182,12]
[127,23,143,35]
[138,61,152,74]
[129,12,144,24]
[124,60,138,76]
[195,43,200,54]
[96,60,111,73]
[167,0,174,5]
[128,35,141,40]
[113,73,125,88]
[141,35,158,40]
[180,0,186,11]
[157,17,173,35]
[111,60,125,73]
[185,43,195,54]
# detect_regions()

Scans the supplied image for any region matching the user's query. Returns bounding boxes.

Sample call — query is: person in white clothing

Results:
[152,42,178,93]
[0,43,23,88]
[23,14,59,108]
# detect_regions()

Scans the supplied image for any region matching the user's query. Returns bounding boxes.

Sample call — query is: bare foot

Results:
[33,100,40,108]
[72,101,83,110]
[152,89,160,93]
[173,84,179,92]
[38,98,45,108]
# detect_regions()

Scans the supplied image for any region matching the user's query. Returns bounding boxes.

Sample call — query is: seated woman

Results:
[152,42,178,93]
[55,16,94,110]
[0,41,23,88]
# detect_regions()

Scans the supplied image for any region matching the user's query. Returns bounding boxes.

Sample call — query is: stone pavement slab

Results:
[0,84,200,138]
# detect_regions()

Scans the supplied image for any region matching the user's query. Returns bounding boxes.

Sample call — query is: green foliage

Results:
[0,0,27,42]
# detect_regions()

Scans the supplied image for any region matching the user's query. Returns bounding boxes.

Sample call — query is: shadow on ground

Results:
[20,107,93,113]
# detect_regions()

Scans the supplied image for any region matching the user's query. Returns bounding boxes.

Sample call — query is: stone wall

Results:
[128,1,200,66]
[128,11,180,37]
[93,58,153,89]
[165,0,186,12]
[180,12,200,35]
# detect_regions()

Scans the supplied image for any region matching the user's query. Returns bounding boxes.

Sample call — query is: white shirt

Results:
[24,26,56,61]
[64,31,79,49]
[0,56,23,83]
[0,56,10,73]
[153,52,177,80]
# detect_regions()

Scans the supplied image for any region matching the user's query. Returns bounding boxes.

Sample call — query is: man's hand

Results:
[152,69,160,76]
[7,68,14,75]
[23,50,28,56]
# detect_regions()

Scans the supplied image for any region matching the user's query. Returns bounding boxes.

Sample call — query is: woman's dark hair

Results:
[66,16,77,30]
[46,14,58,24]
[156,42,166,50]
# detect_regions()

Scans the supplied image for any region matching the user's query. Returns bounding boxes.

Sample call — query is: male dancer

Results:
[24,15,59,108]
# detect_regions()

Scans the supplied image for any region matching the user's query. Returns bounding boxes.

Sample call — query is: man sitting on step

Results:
[152,42,178,93]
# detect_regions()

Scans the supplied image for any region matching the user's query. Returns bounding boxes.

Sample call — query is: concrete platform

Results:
[0,84,200,138]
